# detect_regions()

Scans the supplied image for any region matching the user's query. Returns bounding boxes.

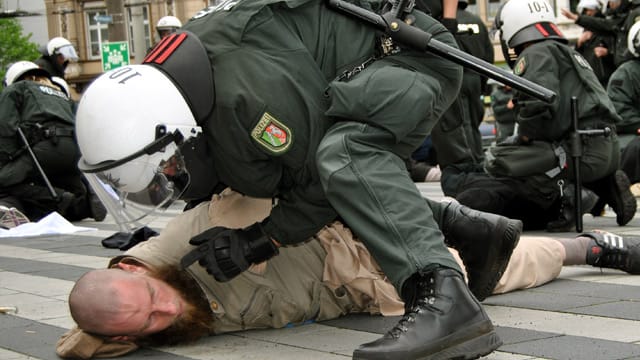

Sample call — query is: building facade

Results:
[43,0,210,91]
[42,0,582,92]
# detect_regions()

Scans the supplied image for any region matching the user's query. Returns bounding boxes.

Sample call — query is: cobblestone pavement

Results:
[1,182,639,360]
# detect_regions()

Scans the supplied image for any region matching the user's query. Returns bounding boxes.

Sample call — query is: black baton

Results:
[327,0,557,103]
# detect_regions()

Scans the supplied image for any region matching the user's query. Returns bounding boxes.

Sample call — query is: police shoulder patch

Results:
[514,57,526,76]
[251,112,292,154]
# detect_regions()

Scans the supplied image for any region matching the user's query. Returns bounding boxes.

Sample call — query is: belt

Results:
[42,127,74,138]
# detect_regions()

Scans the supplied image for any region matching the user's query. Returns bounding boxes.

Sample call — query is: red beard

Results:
[138,265,216,346]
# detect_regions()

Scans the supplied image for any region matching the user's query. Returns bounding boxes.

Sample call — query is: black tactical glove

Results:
[180,223,279,282]
[440,17,458,33]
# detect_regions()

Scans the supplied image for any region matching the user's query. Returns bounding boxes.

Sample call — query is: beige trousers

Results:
[202,189,565,309]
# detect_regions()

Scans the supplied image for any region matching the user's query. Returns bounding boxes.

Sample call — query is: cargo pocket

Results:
[312,281,356,321]
[239,286,305,330]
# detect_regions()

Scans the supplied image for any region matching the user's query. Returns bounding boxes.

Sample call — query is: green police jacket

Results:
[512,40,620,142]
[182,0,460,245]
[0,79,76,187]
[607,58,640,134]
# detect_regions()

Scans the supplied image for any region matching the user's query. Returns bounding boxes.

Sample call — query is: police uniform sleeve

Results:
[513,49,561,140]
[607,63,640,133]
[575,14,621,34]
[262,177,338,246]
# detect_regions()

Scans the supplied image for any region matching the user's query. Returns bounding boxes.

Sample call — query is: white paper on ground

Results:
[0,212,97,238]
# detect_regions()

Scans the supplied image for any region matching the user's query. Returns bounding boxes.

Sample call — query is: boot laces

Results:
[389,276,436,339]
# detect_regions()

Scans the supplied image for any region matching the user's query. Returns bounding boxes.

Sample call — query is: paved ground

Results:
[1,182,640,360]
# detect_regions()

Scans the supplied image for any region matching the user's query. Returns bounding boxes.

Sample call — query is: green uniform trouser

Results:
[316,14,463,292]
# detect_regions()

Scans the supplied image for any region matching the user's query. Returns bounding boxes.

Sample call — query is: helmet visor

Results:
[57,45,79,62]
[82,144,190,230]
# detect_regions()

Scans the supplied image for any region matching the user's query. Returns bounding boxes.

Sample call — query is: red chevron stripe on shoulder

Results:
[535,23,549,37]
[143,32,188,64]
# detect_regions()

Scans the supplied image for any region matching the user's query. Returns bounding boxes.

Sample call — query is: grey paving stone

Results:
[531,278,640,301]
[0,315,194,360]
[0,257,89,281]
[565,300,640,321]
[484,289,613,312]
[495,326,559,345]
[499,333,640,360]
[485,279,640,319]
[320,313,401,335]
[0,256,72,272]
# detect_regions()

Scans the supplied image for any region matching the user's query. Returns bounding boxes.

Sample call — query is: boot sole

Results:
[427,329,502,360]
[612,171,637,226]
[352,320,502,360]
[470,218,522,301]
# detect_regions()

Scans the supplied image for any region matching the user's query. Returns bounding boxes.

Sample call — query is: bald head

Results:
[69,269,133,335]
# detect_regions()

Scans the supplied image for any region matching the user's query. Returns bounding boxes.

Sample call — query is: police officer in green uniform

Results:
[74,1,524,358]
[572,0,616,87]
[35,37,79,80]
[456,0,636,230]
[609,21,640,185]
[0,61,105,223]
[608,20,640,137]
[562,0,630,67]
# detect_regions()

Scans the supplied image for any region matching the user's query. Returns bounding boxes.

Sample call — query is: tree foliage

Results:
[0,18,41,85]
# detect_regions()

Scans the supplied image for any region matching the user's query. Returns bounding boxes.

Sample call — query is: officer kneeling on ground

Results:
[454,0,636,231]
[0,61,106,228]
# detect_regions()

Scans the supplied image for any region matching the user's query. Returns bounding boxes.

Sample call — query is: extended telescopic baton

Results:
[327,0,557,103]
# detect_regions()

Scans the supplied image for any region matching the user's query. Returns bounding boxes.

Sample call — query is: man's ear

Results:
[115,262,148,274]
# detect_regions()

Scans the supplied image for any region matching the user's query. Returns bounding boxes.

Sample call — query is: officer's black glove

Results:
[440,17,458,33]
[180,223,279,282]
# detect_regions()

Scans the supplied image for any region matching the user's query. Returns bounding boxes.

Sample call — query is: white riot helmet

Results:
[496,0,565,67]
[4,60,49,87]
[156,16,182,38]
[628,21,640,57]
[46,37,79,62]
[577,0,602,14]
[76,65,202,229]
[78,31,216,230]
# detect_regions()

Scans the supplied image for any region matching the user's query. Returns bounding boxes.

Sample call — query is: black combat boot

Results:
[582,231,640,274]
[353,268,502,360]
[605,170,636,226]
[440,200,522,301]
[585,170,637,225]
[546,184,599,232]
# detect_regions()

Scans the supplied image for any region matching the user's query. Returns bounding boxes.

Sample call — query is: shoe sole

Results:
[612,171,637,226]
[428,329,502,360]
[352,320,502,360]
[470,218,522,301]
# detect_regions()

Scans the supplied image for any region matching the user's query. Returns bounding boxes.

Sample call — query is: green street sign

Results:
[101,41,130,72]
